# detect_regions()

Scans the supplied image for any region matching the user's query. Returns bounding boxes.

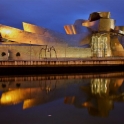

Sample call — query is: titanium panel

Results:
[89,12,110,21]
[115,26,124,34]
[98,19,115,31]
[23,22,91,47]
[64,24,91,34]
[0,24,67,46]
[115,26,124,31]
[82,20,100,31]
[110,35,124,56]
[64,25,77,34]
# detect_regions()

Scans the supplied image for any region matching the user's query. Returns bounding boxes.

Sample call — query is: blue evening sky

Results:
[0,0,124,33]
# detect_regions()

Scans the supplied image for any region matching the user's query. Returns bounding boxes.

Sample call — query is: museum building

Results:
[0,11,124,61]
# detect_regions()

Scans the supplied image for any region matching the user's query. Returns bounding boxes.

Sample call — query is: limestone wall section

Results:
[0,45,91,60]
[0,46,8,60]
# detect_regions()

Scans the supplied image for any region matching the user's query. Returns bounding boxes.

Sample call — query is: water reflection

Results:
[65,78,124,117]
[0,72,124,117]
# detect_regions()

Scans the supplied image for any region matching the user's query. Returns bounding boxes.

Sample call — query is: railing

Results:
[0,57,124,66]
[0,72,124,81]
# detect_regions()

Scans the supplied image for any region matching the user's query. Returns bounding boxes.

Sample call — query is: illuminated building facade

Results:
[0,11,124,60]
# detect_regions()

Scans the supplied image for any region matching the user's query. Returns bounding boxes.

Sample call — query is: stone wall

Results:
[0,45,91,60]
[66,47,91,58]
[0,46,8,60]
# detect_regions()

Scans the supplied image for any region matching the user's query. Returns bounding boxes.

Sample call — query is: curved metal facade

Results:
[0,11,124,59]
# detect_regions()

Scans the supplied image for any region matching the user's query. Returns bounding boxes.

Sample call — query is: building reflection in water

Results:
[0,73,124,117]
[0,79,58,109]
[65,78,124,117]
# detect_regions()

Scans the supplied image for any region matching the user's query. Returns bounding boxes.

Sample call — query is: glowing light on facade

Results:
[0,11,124,60]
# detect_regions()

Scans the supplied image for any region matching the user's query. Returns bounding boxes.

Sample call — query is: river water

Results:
[0,72,124,124]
